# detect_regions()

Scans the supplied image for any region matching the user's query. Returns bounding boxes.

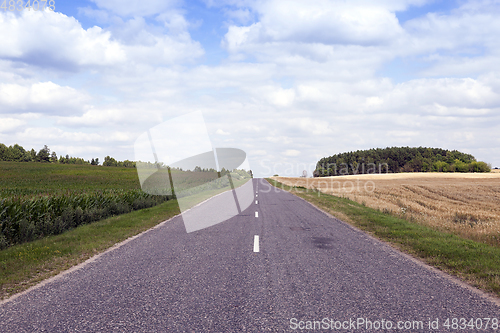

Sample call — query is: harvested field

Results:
[274,172,500,246]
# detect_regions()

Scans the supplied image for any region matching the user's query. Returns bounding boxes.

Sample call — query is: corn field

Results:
[0,190,171,249]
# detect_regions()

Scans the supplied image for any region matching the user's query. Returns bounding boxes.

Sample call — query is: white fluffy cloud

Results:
[283,149,300,157]
[224,1,404,47]
[0,11,126,69]
[0,81,90,115]
[0,10,203,70]
[0,118,25,133]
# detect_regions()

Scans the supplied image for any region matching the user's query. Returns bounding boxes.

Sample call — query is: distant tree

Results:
[315,146,489,177]
[0,143,7,161]
[454,159,469,173]
[122,160,135,168]
[90,158,101,166]
[9,144,28,161]
[103,156,118,167]
[50,152,58,163]
[29,148,37,161]
[37,145,50,162]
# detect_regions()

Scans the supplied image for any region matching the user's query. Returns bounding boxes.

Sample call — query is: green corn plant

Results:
[0,189,171,249]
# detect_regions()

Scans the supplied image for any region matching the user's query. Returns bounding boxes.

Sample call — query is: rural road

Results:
[1,178,499,332]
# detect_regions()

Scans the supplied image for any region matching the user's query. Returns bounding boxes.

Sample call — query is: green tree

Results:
[50,151,58,163]
[103,156,118,167]
[37,145,50,162]
[30,148,37,161]
[454,159,469,173]
[122,160,135,168]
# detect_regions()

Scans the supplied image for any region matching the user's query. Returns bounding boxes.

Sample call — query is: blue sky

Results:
[1,0,500,177]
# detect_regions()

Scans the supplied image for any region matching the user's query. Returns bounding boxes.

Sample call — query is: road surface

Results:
[1,178,499,332]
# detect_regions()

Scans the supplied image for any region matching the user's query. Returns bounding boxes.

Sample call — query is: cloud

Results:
[90,0,181,17]
[284,117,334,136]
[219,0,500,82]
[0,81,90,115]
[77,7,111,25]
[382,78,500,113]
[391,1,500,76]
[283,149,300,157]
[216,129,230,135]
[0,118,25,133]
[56,105,157,127]
[0,10,203,71]
[0,11,126,70]
[221,0,408,65]
[223,7,254,25]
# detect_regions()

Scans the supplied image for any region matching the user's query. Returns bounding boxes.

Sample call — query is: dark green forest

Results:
[0,143,135,167]
[314,147,491,177]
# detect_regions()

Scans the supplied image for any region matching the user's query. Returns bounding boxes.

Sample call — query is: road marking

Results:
[255,211,258,218]
[253,235,260,252]
[255,200,258,204]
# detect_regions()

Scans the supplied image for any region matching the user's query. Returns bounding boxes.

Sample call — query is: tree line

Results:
[0,143,136,168]
[314,146,491,177]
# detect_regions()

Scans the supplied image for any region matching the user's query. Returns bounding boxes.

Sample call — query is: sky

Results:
[1,0,500,177]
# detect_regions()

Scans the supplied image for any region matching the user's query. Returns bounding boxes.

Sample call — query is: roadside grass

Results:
[266,178,500,297]
[0,200,180,300]
[177,177,251,210]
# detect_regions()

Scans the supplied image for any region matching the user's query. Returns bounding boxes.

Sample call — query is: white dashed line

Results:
[253,235,260,252]
[255,200,258,204]
[255,211,258,218]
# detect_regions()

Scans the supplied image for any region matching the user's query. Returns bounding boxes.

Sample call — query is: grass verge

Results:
[0,200,180,300]
[266,178,500,298]
[177,178,251,210]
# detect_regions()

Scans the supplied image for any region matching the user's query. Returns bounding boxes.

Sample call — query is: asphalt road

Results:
[1,178,499,332]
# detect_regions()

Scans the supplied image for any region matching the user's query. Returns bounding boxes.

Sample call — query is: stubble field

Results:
[274,172,500,247]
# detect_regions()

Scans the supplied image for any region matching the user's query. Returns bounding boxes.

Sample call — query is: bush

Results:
[454,159,469,173]
[432,161,449,172]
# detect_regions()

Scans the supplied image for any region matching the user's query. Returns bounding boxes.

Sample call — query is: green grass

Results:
[177,177,252,210]
[0,161,141,196]
[266,178,500,297]
[0,200,180,300]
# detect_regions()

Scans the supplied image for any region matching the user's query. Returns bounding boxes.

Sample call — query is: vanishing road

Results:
[1,178,499,332]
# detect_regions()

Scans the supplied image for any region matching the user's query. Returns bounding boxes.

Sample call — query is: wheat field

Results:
[274,172,500,246]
